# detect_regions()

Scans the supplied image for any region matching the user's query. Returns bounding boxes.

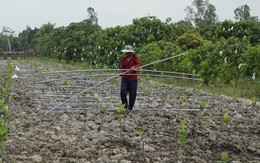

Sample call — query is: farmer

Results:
[120,45,141,110]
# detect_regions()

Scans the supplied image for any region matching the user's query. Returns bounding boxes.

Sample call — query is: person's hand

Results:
[130,66,136,72]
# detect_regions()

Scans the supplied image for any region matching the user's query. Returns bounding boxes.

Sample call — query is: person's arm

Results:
[120,58,125,74]
[131,55,141,71]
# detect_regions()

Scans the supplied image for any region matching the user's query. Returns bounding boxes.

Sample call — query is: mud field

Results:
[1,60,260,163]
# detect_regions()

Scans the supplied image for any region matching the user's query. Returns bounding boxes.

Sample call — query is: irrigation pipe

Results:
[40,70,200,83]
[41,73,202,83]
[49,108,208,112]
[42,68,199,77]
[44,52,188,115]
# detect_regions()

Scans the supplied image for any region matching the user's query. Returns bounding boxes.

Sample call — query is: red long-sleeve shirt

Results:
[120,54,141,80]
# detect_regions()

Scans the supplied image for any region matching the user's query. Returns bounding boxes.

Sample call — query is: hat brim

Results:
[121,49,135,53]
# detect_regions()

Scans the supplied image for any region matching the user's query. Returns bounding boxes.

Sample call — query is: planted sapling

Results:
[137,124,148,155]
[63,79,68,85]
[116,103,126,140]
[82,90,87,96]
[93,93,99,102]
[223,113,230,125]
[0,124,8,149]
[178,98,185,108]
[199,101,205,111]
[222,113,231,140]
[100,105,107,114]
[178,120,188,145]
[218,152,228,163]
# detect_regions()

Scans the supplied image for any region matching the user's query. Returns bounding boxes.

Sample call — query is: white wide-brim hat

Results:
[121,45,135,53]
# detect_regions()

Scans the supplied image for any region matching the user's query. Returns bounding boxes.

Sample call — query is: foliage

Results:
[185,0,218,26]
[223,113,231,125]
[0,124,8,149]
[178,98,185,107]
[234,4,251,21]
[251,97,257,107]
[178,120,188,144]
[139,41,182,70]
[93,93,99,102]
[199,101,205,111]
[175,29,204,51]
[100,105,107,114]
[220,152,229,163]
[117,103,126,116]
[3,8,259,100]
[137,124,148,135]
[137,124,148,155]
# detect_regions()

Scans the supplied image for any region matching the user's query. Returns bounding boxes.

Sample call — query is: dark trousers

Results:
[120,78,138,110]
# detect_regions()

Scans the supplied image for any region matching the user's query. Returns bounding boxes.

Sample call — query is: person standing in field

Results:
[120,45,141,111]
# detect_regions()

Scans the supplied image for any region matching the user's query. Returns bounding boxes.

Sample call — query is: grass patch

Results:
[149,76,259,101]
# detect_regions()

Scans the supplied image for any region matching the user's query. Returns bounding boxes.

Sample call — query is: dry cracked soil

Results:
[0,59,259,163]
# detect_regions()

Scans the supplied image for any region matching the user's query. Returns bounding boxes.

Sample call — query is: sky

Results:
[0,0,259,35]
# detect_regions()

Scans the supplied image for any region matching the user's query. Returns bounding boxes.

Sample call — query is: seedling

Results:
[223,113,231,140]
[161,97,166,105]
[0,105,11,120]
[137,124,148,154]
[219,152,228,163]
[116,103,126,140]
[63,79,68,85]
[82,90,87,96]
[178,120,188,144]
[8,95,13,104]
[178,98,185,107]
[252,96,256,107]
[0,124,8,149]
[93,93,99,102]
[223,113,230,125]
[100,105,107,113]
[1,87,8,98]
[199,101,205,111]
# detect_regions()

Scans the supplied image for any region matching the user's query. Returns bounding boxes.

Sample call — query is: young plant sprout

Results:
[252,97,256,107]
[82,90,87,96]
[116,103,126,140]
[220,152,228,163]
[178,120,188,144]
[137,124,148,154]
[223,113,231,140]
[0,124,8,149]
[223,113,230,125]
[93,93,99,102]
[178,98,185,107]
[161,97,166,105]
[63,79,68,85]
[199,101,205,111]
[100,105,107,113]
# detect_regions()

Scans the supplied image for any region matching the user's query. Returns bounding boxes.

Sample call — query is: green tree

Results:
[185,0,218,26]
[34,22,56,56]
[1,26,15,52]
[18,26,38,51]
[234,4,251,21]
[87,7,98,25]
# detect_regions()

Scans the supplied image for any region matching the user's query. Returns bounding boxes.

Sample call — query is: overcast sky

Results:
[0,0,259,35]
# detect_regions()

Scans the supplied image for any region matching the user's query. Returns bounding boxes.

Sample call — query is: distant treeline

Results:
[0,2,259,86]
